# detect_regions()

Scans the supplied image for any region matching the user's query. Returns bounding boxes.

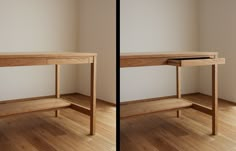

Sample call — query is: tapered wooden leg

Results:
[90,56,97,135]
[176,66,181,118]
[212,64,218,135]
[55,64,60,117]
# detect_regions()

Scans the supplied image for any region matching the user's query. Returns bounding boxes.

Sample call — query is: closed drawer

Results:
[0,58,47,67]
[167,57,225,67]
[47,57,94,64]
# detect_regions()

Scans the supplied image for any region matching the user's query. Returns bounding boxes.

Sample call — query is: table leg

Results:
[55,64,60,117]
[90,56,97,135]
[212,64,218,135]
[176,66,181,118]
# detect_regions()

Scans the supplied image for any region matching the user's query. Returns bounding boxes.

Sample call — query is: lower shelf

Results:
[0,98,71,117]
[120,98,193,118]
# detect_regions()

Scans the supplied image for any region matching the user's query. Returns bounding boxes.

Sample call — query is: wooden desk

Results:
[120,51,225,135]
[0,52,97,135]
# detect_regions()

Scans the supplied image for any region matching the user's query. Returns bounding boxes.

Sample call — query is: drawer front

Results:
[120,58,168,67]
[0,58,47,67]
[47,57,94,65]
[167,58,225,67]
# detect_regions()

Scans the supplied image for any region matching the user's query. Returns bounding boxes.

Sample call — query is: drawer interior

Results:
[169,57,211,60]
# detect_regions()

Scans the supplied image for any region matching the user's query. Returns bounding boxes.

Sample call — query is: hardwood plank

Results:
[0,94,115,151]
[37,119,67,136]
[120,98,192,118]
[120,132,145,151]
[0,98,71,117]
[120,93,236,151]
[24,130,58,151]
[147,133,180,151]
[0,142,22,151]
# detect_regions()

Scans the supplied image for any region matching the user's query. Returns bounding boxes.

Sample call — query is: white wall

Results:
[77,0,116,103]
[120,0,200,102]
[0,0,78,100]
[199,0,236,102]
[0,0,116,103]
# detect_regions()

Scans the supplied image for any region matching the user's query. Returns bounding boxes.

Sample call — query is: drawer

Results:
[167,57,225,67]
[47,57,94,65]
[0,58,47,67]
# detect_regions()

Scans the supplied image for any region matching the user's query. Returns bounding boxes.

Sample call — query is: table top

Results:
[121,51,218,59]
[120,51,220,67]
[0,52,97,59]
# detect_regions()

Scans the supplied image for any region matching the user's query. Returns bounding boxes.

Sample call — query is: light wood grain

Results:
[167,58,225,67]
[120,98,192,118]
[120,57,168,67]
[176,66,181,118]
[55,64,60,117]
[120,51,218,67]
[0,58,47,67]
[212,64,218,135]
[90,56,97,135]
[120,93,199,105]
[120,51,225,136]
[0,52,96,67]
[47,57,94,64]
[0,94,115,151]
[0,93,76,105]
[70,103,90,115]
[0,52,97,135]
[121,93,236,151]
[121,51,218,59]
[0,98,71,118]
[191,103,212,115]
[0,52,97,58]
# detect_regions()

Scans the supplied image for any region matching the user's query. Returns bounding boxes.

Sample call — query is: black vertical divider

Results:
[116,0,120,150]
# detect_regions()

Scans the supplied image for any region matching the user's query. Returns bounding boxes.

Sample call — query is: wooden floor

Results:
[0,94,116,151]
[120,93,236,151]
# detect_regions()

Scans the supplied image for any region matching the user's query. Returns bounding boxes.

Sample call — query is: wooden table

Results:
[0,52,97,135]
[120,51,225,135]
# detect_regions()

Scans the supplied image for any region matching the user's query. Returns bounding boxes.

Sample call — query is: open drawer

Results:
[167,57,225,67]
